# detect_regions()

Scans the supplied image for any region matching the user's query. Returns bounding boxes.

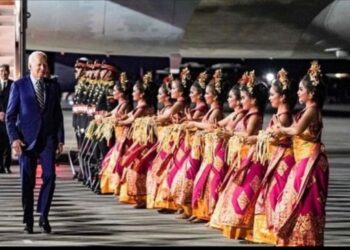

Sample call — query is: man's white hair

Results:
[28,51,47,66]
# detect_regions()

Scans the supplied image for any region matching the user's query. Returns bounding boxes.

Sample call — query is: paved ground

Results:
[0,110,349,246]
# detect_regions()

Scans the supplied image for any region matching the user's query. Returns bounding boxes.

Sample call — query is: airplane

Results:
[25,0,350,60]
[1,0,350,94]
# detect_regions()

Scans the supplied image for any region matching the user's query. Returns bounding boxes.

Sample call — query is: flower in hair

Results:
[277,68,289,90]
[238,70,255,94]
[308,60,321,86]
[119,72,128,91]
[142,71,153,89]
[180,67,191,88]
[214,68,222,79]
[214,81,222,94]
[198,71,208,89]
[162,74,173,93]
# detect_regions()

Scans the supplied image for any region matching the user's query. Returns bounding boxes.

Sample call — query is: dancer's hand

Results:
[272,124,282,138]
[186,121,195,129]
[171,114,181,124]
[217,129,232,139]
[184,107,192,120]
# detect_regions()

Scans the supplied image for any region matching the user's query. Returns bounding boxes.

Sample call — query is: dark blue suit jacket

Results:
[5,76,64,151]
[0,80,12,135]
[0,79,12,113]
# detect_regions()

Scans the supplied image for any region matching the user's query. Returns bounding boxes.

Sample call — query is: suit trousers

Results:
[0,122,11,172]
[19,136,56,225]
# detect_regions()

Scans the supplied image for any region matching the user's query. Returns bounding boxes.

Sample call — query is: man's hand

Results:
[12,139,25,157]
[0,112,5,122]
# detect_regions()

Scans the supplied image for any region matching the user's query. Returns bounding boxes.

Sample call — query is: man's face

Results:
[28,55,47,79]
[0,67,9,81]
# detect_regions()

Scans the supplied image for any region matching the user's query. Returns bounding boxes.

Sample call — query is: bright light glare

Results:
[335,73,349,79]
[265,73,275,82]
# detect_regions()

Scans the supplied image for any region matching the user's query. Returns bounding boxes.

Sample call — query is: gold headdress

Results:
[214,80,222,94]
[308,60,321,86]
[180,67,191,88]
[248,70,256,85]
[142,71,153,90]
[213,68,222,79]
[181,67,190,79]
[162,74,173,93]
[119,72,128,91]
[213,69,223,94]
[197,71,208,90]
[238,71,249,85]
[238,70,255,94]
[277,68,289,90]
[163,73,173,84]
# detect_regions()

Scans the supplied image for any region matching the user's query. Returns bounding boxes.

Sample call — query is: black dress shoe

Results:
[6,168,12,174]
[24,224,33,234]
[39,220,52,234]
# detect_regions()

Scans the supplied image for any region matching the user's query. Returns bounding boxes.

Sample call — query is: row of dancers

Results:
[84,61,328,246]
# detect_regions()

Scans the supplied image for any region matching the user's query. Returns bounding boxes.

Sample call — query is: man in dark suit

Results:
[0,64,13,174]
[6,51,64,234]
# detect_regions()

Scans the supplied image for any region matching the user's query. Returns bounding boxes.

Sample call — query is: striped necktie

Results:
[35,80,45,110]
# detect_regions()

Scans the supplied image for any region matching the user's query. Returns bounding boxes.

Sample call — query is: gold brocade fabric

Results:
[129,117,157,146]
[85,120,97,139]
[93,117,115,142]
[157,125,175,153]
[277,213,325,246]
[252,215,277,244]
[114,125,127,139]
[190,131,204,160]
[254,130,272,165]
[202,131,221,165]
[293,137,316,161]
[293,112,322,161]
[226,135,244,167]
[273,110,327,246]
